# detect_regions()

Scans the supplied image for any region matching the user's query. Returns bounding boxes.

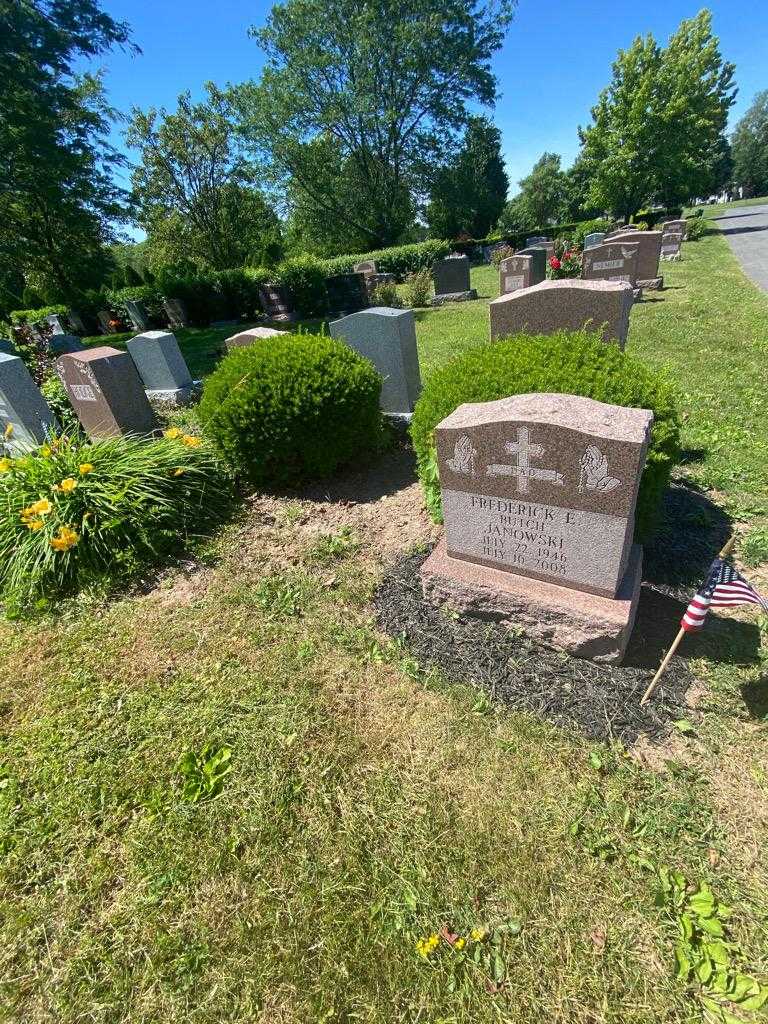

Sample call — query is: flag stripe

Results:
[679,557,767,632]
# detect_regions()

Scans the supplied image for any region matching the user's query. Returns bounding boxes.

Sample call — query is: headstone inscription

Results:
[608,231,663,288]
[581,241,642,299]
[660,232,683,260]
[583,232,606,249]
[57,347,156,438]
[329,307,421,417]
[420,393,653,662]
[326,273,369,314]
[258,284,297,322]
[662,219,687,240]
[124,299,151,332]
[498,252,545,295]
[0,353,57,451]
[431,255,477,305]
[127,330,196,405]
[222,326,287,353]
[489,279,634,349]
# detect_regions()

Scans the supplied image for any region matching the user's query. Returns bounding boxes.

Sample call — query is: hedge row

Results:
[9,304,68,325]
[322,239,452,277]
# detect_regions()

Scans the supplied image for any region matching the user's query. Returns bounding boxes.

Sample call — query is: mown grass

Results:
[2,226,767,1022]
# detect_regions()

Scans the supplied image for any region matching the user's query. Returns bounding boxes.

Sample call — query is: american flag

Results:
[681,558,768,632]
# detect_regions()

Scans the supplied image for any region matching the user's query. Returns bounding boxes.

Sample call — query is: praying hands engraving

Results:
[446,434,477,476]
[578,445,621,493]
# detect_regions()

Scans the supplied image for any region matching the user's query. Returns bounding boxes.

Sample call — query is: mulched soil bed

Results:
[374,483,756,745]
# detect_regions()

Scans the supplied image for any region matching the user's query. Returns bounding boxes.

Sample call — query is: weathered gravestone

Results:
[582,241,642,299]
[44,313,68,335]
[57,347,156,438]
[608,231,663,288]
[0,353,57,451]
[127,330,196,405]
[258,283,297,322]
[326,273,369,314]
[489,279,634,349]
[498,252,546,295]
[661,219,687,239]
[583,232,606,249]
[124,299,151,332]
[432,255,477,305]
[420,393,653,662]
[660,231,683,260]
[163,297,189,329]
[222,326,287,354]
[329,307,421,418]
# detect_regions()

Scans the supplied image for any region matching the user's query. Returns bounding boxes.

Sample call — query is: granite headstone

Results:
[582,241,641,298]
[498,252,546,295]
[583,232,606,249]
[57,347,156,438]
[222,326,287,353]
[124,299,151,331]
[420,393,653,661]
[432,255,476,305]
[489,279,634,349]
[607,231,663,288]
[127,330,195,404]
[326,273,369,314]
[329,306,421,417]
[258,284,297,322]
[0,353,57,451]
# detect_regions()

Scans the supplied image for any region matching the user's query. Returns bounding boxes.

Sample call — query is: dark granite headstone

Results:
[258,284,297,322]
[326,273,369,314]
[57,347,156,438]
[163,297,189,329]
[0,353,57,451]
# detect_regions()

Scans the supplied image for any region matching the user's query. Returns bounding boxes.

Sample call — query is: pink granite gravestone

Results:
[489,279,634,349]
[222,326,287,353]
[498,253,546,295]
[582,241,642,299]
[420,393,653,662]
[57,347,156,438]
[607,231,663,288]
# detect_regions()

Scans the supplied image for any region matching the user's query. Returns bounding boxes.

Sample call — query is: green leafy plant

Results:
[410,330,681,541]
[276,255,329,317]
[490,244,514,266]
[656,866,768,1022]
[177,742,233,802]
[402,268,432,308]
[685,216,707,241]
[306,527,359,563]
[370,281,402,308]
[322,240,451,279]
[0,431,231,612]
[199,333,383,486]
[741,527,768,567]
[8,304,68,326]
[39,376,81,436]
[547,247,582,279]
[254,575,305,618]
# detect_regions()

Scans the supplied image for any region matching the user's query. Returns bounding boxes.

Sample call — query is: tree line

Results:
[1,0,765,316]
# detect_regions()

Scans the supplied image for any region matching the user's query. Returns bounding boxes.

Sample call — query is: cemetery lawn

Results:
[2,227,768,1022]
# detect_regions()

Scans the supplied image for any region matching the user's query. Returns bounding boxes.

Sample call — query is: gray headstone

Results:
[0,353,57,451]
[44,313,68,335]
[498,252,546,294]
[97,310,115,334]
[526,236,550,246]
[49,334,85,355]
[584,232,606,249]
[607,232,663,286]
[163,297,189,329]
[581,241,640,290]
[329,307,421,416]
[57,346,156,438]
[124,299,151,332]
[0,338,17,355]
[127,330,193,401]
[67,309,87,334]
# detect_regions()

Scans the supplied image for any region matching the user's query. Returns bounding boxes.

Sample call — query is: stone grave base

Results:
[420,538,643,665]
[431,289,478,306]
[632,287,644,301]
[660,253,682,262]
[638,277,663,290]
[146,381,202,409]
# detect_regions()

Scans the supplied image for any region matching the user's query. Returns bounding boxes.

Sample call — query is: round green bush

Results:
[410,330,681,542]
[199,333,383,486]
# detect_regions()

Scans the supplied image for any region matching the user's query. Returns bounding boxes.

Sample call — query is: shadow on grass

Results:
[740,674,768,719]
[679,447,708,465]
[717,225,768,236]
[712,210,768,220]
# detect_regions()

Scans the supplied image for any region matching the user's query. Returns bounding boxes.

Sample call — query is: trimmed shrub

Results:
[567,219,613,248]
[322,239,451,279]
[403,268,432,308]
[275,256,329,317]
[684,217,707,241]
[410,330,680,542]
[0,431,231,612]
[370,280,402,308]
[106,284,166,325]
[199,333,383,486]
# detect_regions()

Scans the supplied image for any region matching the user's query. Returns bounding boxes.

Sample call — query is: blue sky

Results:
[91,0,767,230]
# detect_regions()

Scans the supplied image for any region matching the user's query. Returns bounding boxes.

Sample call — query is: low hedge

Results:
[410,330,681,542]
[322,239,452,278]
[199,333,383,486]
[9,304,67,326]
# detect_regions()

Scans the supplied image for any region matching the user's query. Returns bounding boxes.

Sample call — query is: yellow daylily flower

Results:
[164,427,183,439]
[40,445,52,458]
[173,468,186,477]
[3,423,13,439]
[78,463,94,475]
[50,525,79,552]
[57,478,77,493]
[26,519,44,531]
[0,457,12,473]
[32,498,53,515]
[181,434,201,448]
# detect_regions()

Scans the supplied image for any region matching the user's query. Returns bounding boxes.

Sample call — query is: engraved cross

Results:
[486,426,564,493]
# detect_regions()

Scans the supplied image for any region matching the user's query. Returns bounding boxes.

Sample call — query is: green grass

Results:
[3,231,768,1022]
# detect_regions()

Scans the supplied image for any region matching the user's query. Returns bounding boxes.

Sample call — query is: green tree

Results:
[231,0,516,251]
[128,86,282,271]
[732,90,768,197]
[515,152,568,227]
[579,11,735,218]
[0,0,134,301]
[426,116,508,238]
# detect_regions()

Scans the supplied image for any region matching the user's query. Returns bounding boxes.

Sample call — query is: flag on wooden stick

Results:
[681,558,768,632]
